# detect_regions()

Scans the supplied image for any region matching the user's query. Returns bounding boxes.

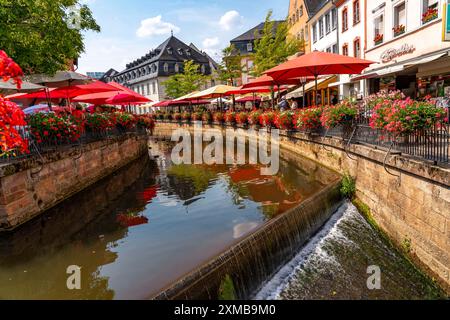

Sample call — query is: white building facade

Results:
[310,1,339,53]
[335,0,366,100]
[359,0,450,100]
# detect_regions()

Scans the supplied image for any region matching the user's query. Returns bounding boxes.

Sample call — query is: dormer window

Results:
[151,64,157,73]
[186,49,191,56]
[178,48,183,55]
[167,47,173,54]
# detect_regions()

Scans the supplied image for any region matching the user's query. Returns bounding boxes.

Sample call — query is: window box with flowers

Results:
[393,24,405,37]
[374,33,384,46]
[422,8,438,24]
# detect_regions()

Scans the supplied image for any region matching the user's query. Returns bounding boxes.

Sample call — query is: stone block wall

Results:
[0,133,148,230]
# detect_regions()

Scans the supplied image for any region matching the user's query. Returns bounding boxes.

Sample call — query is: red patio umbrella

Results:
[264,51,375,96]
[241,75,310,89]
[105,93,150,105]
[7,81,117,100]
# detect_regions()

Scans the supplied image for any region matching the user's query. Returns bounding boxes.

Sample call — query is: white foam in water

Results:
[254,202,359,300]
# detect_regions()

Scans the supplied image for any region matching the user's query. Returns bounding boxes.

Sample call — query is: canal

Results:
[0,140,444,299]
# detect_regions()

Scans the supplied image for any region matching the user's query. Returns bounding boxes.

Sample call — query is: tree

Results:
[0,0,100,75]
[163,60,209,99]
[251,10,301,77]
[218,45,242,86]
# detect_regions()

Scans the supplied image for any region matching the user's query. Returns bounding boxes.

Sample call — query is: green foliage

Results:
[218,275,236,300]
[402,237,412,254]
[251,10,301,77]
[340,173,356,199]
[0,0,100,75]
[163,60,209,99]
[218,45,243,86]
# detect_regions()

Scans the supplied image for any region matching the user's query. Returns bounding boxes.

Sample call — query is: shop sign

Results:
[444,0,450,41]
[380,44,416,63]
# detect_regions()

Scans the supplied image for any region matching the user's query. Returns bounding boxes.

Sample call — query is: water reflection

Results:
[0,141,335,300]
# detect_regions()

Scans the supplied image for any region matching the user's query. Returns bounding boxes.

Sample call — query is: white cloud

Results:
[219,10,243,31]
[136,15,180,38]
[202,37,220,49]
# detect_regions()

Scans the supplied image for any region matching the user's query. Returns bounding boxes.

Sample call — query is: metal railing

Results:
[0,126,148,164]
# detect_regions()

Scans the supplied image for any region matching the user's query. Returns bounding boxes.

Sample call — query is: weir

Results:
[153,178,342,300]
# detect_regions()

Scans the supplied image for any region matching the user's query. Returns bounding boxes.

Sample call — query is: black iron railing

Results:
[0,127,148,164]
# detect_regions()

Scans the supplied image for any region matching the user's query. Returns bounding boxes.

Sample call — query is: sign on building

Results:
[444,0,450,41]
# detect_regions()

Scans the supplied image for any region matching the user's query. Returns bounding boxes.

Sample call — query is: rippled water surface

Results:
[0,141,335,299]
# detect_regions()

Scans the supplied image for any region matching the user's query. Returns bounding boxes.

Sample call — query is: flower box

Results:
[422,8,438,24]
[374,33,384,45]
[393,25,405,37]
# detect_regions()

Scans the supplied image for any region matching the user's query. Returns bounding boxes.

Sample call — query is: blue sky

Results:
[78,0,289,74]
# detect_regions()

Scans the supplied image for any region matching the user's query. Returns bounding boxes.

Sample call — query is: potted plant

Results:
[116,112,137,132]
[321,101,358,139]
[274,111,294,131]
[213,112,225,124]
[248,110,262,129]
[260,111,276,129]
[181,112,192,123]
[296,106,323,133]
[236,112,249,128]
[225,111,237,126]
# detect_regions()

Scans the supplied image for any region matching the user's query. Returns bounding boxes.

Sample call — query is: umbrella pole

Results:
[303,81,306,108]
[315,75,318,106]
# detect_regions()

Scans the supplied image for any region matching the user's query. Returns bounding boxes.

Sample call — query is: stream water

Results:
[0,140,444,300]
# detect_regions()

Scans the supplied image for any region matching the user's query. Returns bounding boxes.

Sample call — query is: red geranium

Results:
[225,111,236,124]
[260,111,276,127]
[274,111,294,130]
[0,50,28,156]
[236,112,249,125]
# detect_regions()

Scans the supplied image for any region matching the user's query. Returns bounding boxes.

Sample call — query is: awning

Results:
[352,51,449,81]
[404,52,447,67]
[286,76,336,99]
[351,65,405,81]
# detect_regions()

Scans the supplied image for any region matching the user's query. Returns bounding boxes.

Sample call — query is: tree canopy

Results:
[218,45,243,86]
[163,60,209,99]
[251,10,300,77]
[0,0,100,75]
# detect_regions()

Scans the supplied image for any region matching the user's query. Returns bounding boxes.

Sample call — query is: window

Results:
[374,14,384,43]
[247,42,253,52]
[342,8,349,32]
[319,18,324,38]
[353,38,361,58]
[332,44,338,54]
[353,0,360,24]
[300,29,305,41]
[201,65,206,74]
[300,5,304,16]
[147,83,150,95]
[394,2,406,30]
[174,64,180,73]
[305,26,309,41]
[186,49,191,56]
[422,0,439,24]
[163,63,169,73]
[325,13,331,34]
[326,47,332,53]
[342,44,349,56]
[152,82,156,94]
[332,8,337,30]
[312,23,317,42]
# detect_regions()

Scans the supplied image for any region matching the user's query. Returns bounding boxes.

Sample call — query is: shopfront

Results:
[361,0,450,102]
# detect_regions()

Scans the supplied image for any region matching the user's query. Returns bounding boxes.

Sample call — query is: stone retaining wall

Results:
[0,133,148,230]
[154,122,450,292]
